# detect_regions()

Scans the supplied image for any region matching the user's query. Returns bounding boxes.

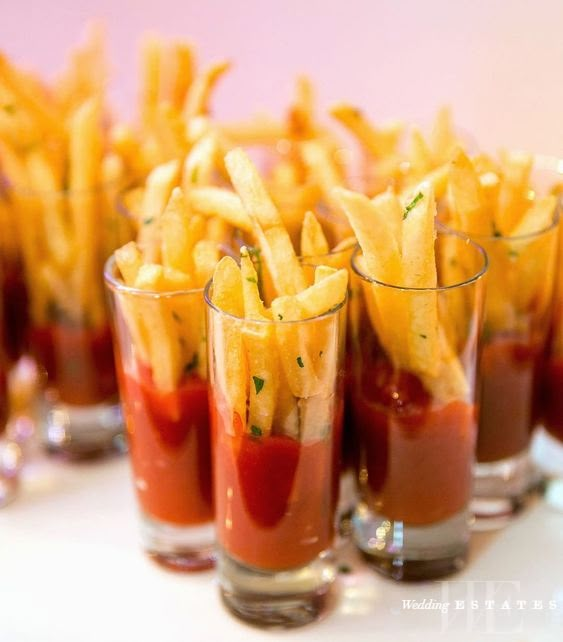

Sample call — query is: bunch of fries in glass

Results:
[443,150,559,515]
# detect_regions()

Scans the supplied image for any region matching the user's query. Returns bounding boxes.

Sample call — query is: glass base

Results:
[353,503,469,581]
[218,550,335,628]
[337,470,356,541]
[0,439,22,507]
[472,450,539,527]
[141,513,215,572]
[41,397,126,459]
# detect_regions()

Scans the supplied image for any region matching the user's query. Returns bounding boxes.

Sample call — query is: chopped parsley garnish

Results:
[2,104,16,115]
[252,376,265,395]
[172,311,182,323]
[509,249,519,259]
[246,276,257,284]
[319,350,323,357]
[492,223,502,238]
[250,424,262,437]
[297,356,304,368]
[191,165,199,183]
[143,217,154,225]
[184,353,199,373]
[338,564,352,574]
[403,192,424,220]
[420,334,427,339]
[277,313,283,320]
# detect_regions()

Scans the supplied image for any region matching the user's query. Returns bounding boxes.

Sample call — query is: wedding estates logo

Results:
[400,581,560,633]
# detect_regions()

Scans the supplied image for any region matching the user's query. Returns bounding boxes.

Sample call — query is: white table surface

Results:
[2,445,563,642]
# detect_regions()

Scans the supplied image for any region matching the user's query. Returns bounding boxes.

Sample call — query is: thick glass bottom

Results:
[218,549,335,628]
[41,396,126,459]
[141,513,215,572]
[0,439,22,507]
[337,469,356,540]
[353,503,469,581]
[472,449,539,527]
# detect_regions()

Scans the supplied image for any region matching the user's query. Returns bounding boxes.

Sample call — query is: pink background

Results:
[2,0,563,155]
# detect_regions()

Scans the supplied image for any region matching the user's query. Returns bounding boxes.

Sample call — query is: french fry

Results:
[138,159,180,261]
[330,103,403,158]
[181,132,219,192]
[210,256,248,433]
[401,183,439,376]
[192,239,220,288]
[187,186,252,233]
[25,149,72,268]
[448,149,491,236]
[219,116,287,146]
[161,187,205,274]
[139,36,161,129]
[115,241,143,285]
[225,148,306,296]
[68,97,103,325]
[287,75,315,140]
[167,41,195,110]
[183,60,230,123]
[495,150,533,235]
[430,106,458,165]
[300,211,329,257]
[300,139,343,212]
[240,246,269,320]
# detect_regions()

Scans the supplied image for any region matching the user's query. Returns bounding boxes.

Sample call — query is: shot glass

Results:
[4,179,131,457]
[206,280,346,627]
[469,199,560,521]
[350,230,487,580]
[105,256,214,571]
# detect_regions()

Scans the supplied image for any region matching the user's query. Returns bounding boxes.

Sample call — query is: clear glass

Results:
[206,282,346,627]
[536,156,563,508]
[105,256,214,571]
[300,243,357,535]
[464,189,560,522]
[350,230,487,580]
[4,181,132,458]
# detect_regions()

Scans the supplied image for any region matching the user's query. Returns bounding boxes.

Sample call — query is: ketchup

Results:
[120,363,213,526]
[542,356,563,444]
[213,411,341,571]
[351,355,476,526]
[477,337,542,462]
[29,323,116,406]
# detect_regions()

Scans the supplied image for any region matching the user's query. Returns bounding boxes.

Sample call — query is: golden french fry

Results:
[68,97,104,325]
[115,241,143,285]
[447,149,491,235]
[287,75,315,139]
[139,36,161,128]
[183,60,230,123]
[187,186,252,232]
[219,116,287,146]
[242,323,278,436]
[210,256,248,431]
[409,127,433,176]
[25,150,72,267]
[181,132,219,192]
[430,106,458,165]
[495,150,533,235]
[330,103,403,158]
[138,159,180,261]
[300,211,329,257]
[300,139,343,212]
[401,183,439,376]
[161,187,205,273]
[192,239,219,288]
[240,246,269,320]
[225,148,306,296]
[168,41,195,110]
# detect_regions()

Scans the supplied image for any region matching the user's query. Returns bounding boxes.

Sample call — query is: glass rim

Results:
[351,227,488,292]
[204,278,347,325]
[447,198,561,243]
[103,254,204,298]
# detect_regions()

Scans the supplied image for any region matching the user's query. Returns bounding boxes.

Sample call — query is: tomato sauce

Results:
[29,323,117,406]
[0,360,7,431]
[351,357,476,526]
[1,257,28,363]
[477,337,542,463]
[213,413,340,571]
[120,363,213,526]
